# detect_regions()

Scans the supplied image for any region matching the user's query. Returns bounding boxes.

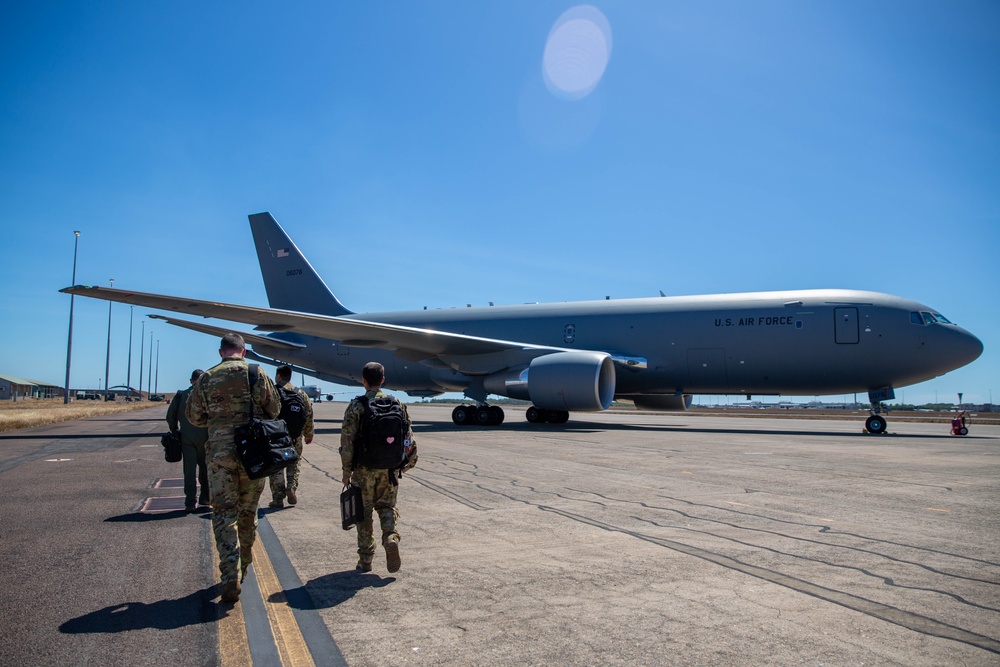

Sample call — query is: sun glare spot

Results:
[543,5,612,100]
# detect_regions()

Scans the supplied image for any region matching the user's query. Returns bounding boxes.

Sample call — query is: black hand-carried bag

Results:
[234,364,299,480]
[161,431,182,463]
[340,484,364,530]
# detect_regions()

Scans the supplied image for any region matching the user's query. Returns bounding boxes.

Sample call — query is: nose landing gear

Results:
[864,388,894,435]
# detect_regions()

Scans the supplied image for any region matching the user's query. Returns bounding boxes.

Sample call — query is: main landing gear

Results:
[450,404,571,426]
[452,404,505,426]
[525,406,569,424]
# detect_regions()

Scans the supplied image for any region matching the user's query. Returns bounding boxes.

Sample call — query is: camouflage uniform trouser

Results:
[181,441,209,509]
[269,438,304,502]
[209,453,265,584]
[351,467,399,564]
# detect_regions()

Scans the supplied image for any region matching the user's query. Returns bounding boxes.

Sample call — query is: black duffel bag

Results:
[161,431,183,463]
[234,364,299,480]
[234,417,297,479]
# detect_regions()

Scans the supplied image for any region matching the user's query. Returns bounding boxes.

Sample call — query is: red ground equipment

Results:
[951,411,969,436]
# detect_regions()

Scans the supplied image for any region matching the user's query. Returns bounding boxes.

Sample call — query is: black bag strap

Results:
[247,364,260,421]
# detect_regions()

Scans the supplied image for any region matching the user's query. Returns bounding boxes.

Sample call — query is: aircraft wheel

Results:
[547,410,569,424]
[865,415,887,434]
[490,405,505,425]
[476,406,495,426]
[452,405,473,426]
[526,406,544,423]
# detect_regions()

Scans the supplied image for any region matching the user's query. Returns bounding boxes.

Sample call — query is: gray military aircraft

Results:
[61,212,983,433]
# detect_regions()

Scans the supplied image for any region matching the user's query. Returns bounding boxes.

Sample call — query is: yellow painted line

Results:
[219,593,252,667]
[926,507,951,513]
[682,471,694,475]
[253,540,316,667]
[726,502,748,507]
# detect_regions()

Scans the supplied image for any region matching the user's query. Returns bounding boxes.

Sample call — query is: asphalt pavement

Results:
[1,403,998,666]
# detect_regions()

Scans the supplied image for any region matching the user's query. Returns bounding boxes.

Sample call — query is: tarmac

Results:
[1,402,998,666]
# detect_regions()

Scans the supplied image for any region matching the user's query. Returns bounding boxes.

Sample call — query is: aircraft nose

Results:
[946,326,984,368]
[961,329,983,364]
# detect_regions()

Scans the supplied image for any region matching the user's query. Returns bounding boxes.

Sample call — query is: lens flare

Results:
[543,5,612,100]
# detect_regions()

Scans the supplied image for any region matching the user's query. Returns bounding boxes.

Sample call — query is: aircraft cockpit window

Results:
[912,311,950,325]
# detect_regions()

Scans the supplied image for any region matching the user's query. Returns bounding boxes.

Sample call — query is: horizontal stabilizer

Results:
[148,315,306,350]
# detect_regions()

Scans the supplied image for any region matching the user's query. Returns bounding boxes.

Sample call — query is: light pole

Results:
[64,231,81,403]
[138,320,145,400]
[154,339,160,395]
[148,331,154,399]
[103,278,114,399]
[126,306,134,400]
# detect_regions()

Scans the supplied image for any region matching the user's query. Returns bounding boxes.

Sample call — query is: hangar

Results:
[0,374,63,400]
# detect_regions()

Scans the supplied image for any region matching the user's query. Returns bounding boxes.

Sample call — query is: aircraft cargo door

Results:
[687,348,728,392]
[834,307,859,344]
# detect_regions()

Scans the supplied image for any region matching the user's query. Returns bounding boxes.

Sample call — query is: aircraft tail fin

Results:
[248,212,353,316]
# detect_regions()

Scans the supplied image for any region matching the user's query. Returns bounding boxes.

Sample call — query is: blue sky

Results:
[1,1,997,406]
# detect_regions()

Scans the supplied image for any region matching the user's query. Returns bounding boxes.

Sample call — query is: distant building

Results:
[0,374,63,400]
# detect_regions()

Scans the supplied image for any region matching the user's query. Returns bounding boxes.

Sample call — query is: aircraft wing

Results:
[60,285,562,370]
[146,315,306,350]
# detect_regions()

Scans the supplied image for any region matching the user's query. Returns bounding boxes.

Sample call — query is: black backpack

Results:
[278,385,308,440]
[354,395,409,471]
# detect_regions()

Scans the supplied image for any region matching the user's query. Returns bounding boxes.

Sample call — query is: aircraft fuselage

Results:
[255,288,982,400]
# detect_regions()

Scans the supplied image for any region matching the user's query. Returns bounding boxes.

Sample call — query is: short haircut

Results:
[190,369,204,382]
[276,365,292,381]
[220,333,246,355]
[362,361,384,386]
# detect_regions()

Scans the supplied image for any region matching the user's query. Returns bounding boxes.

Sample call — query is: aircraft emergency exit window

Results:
[910,312,923,325]
[933,313,952,324]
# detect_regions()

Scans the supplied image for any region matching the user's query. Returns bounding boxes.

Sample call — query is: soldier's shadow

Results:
[59,585,224,633]
[274,571,394,610]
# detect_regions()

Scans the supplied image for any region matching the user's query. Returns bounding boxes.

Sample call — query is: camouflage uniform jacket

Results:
[166,387,208,447]
[277,381,315,443]
[186,357,280,461]
[340,388,415,479]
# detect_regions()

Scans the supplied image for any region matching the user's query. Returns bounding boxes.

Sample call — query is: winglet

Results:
[248,212,353,316]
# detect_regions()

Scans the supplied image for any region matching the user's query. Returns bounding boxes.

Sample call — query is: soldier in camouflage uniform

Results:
[166,369,210,512]
[268,365,314,508]
[186,333,280,603]
[340,362,417,573]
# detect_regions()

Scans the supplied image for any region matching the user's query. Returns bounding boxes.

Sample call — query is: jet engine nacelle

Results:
[485,351,616,411]
[632,394,693,411]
